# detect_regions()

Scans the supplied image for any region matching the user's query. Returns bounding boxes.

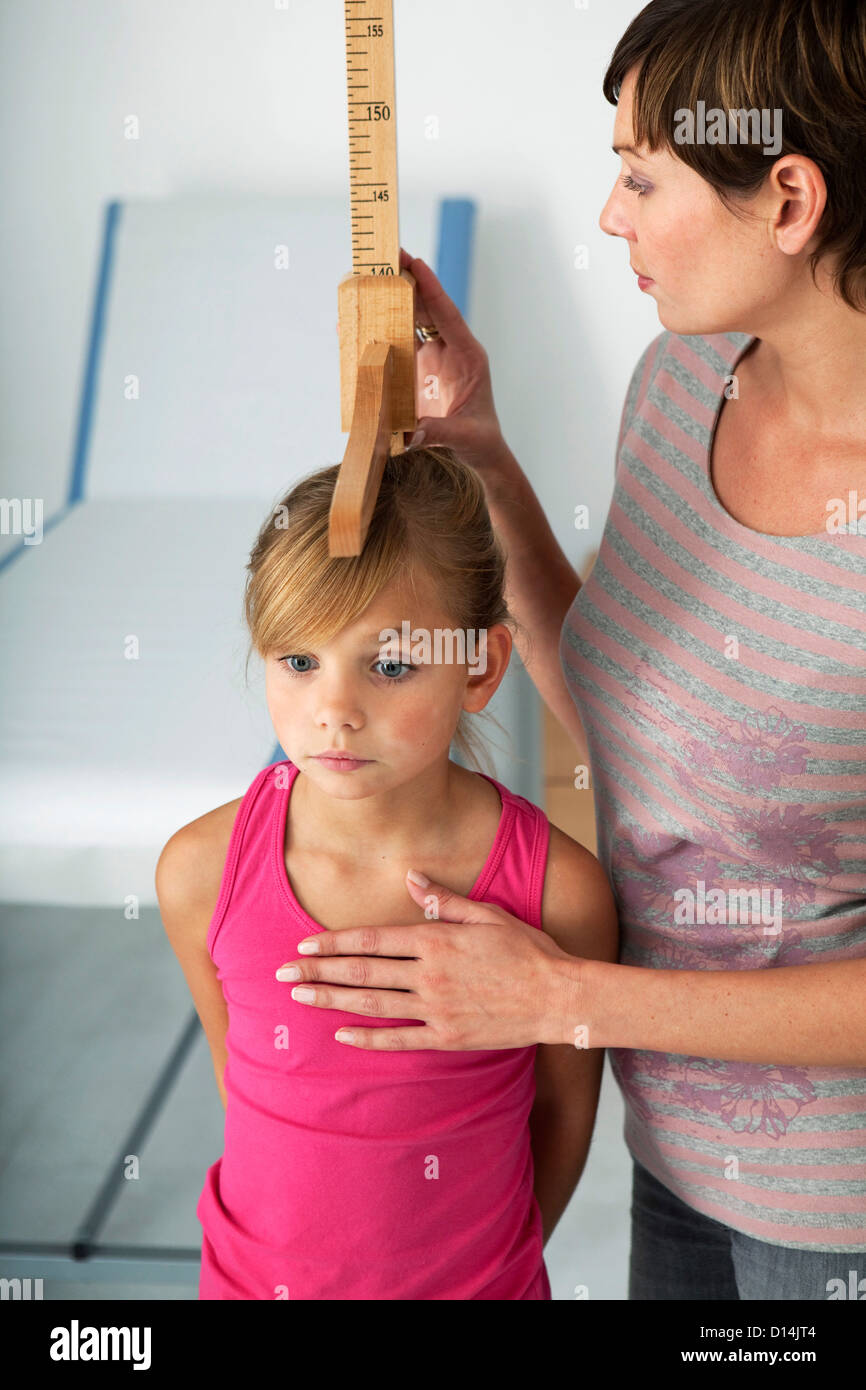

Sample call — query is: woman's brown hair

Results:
[243,445,526,775]
[603,0,866,312]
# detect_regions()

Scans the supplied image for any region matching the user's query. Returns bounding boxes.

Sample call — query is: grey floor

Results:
[0,903,631,1300]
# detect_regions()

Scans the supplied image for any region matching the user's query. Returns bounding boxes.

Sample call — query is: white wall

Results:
[0,0,660,569]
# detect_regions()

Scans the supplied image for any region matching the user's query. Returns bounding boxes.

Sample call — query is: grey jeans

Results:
[629,1158,865,1300]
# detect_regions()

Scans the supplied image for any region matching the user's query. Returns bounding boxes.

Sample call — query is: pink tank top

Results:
[196,759,553,1300]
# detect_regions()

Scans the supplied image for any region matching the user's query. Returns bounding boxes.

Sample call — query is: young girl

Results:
[156,445,619,1300]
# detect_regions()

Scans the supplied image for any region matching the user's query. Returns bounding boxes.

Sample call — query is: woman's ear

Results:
[766,153,828,256]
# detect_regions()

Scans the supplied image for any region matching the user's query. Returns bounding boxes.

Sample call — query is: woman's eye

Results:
[375,658,412,681]
[620,173,650,197]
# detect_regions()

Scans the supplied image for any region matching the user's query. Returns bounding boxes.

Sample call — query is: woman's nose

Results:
[599,184,633,240]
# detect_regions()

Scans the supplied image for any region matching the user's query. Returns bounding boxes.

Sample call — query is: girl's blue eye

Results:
[277,654,414,683]
[620,173,650,197]
[374,658,412,682]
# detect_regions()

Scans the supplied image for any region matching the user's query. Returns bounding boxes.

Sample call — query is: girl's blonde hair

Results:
[243,445,526,775]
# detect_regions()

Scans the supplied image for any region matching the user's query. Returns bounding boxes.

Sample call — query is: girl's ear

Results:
[461,624,512,714]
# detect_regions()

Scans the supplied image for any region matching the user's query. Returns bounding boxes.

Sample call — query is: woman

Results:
[281,0,866,1299]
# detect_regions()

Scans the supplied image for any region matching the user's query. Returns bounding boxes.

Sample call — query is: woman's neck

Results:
[744,283,866,437]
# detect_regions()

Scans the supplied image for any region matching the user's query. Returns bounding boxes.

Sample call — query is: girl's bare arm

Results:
[155,799,242,1110]
[529,825,620,1245]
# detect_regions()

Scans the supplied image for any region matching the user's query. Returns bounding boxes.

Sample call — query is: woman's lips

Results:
[637,275,654,291]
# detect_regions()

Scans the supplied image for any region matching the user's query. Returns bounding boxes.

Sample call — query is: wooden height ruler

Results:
[330,0,417,556]
[345,0,400,274]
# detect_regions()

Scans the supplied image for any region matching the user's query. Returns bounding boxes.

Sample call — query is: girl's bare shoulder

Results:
[540,822,619,962]
[154,796,244,934]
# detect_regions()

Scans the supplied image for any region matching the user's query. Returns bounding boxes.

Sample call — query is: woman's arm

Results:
[567,954,866,1068]
[280,876,866,1068]
[401,251,589,758]
[481,438,591,762]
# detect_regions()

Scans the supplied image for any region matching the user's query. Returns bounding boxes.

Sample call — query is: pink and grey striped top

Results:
[560,329,866,1252]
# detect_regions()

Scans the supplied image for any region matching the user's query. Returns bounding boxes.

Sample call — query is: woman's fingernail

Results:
[407,868,429,887]
[298,940,320,953]
[409,429,425,447]
[292,987,316,1002]
[275,966,301,981]
[335,1030,355,1044]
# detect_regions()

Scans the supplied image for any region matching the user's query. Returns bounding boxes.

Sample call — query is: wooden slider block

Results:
[338,270,416,433]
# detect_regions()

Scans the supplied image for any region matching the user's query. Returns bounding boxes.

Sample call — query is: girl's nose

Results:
[314,693,365,731]
[316,713,364,733]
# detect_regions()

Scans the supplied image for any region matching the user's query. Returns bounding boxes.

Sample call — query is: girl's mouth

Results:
[312,753,373,771]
